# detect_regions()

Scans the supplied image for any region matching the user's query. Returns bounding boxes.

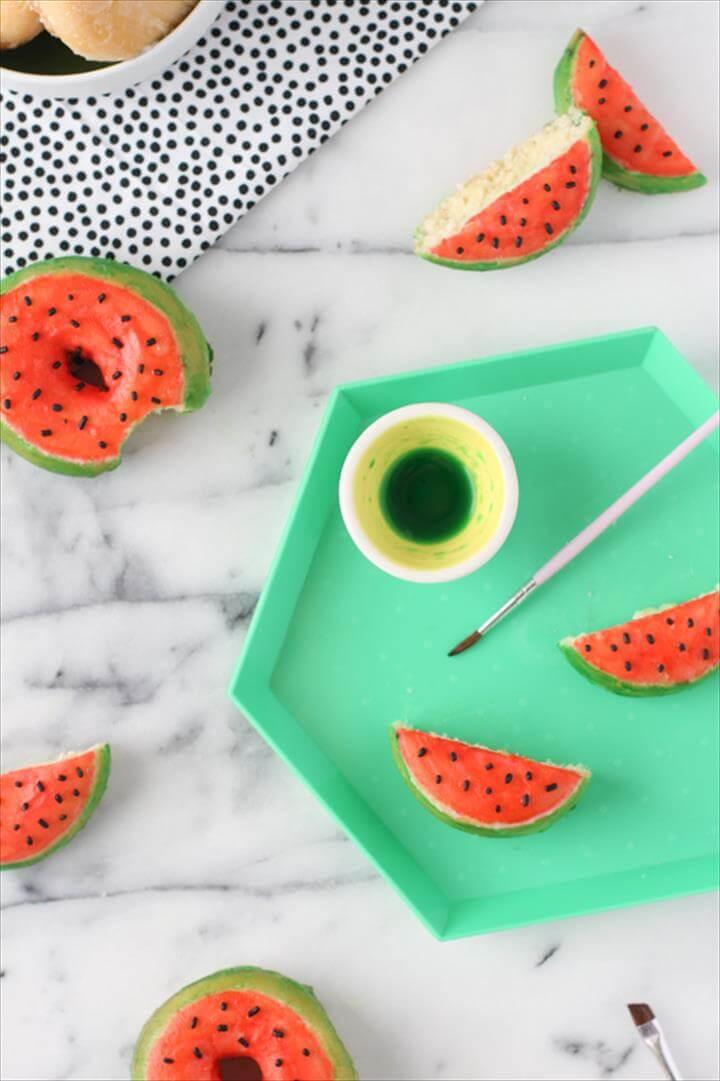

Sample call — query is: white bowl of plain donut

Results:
[0,0,222,97]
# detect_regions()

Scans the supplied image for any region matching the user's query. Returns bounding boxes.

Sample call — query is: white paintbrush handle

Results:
[534,410,720,587]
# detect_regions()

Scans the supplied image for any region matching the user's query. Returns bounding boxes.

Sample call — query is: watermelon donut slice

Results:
[554,29,706,193]
[132,967,358,1081]
[561,588,720,696]
[391,724,590,837]
[414,109,601,271]
[0,257,212,476]
[0,745,111,870]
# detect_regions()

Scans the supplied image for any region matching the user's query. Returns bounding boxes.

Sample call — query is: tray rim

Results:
[230,325,720,940]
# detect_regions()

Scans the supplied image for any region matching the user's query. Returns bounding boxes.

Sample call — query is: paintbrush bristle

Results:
[628,1003,655,1027]
[448,629,482,657]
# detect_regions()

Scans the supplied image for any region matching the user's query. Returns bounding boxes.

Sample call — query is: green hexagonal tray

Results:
[230,327,719,939]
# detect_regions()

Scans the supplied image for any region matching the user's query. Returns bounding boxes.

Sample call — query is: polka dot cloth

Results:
[0,0,477,281]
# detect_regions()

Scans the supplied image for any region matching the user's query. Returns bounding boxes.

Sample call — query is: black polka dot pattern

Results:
[0,0,476,281]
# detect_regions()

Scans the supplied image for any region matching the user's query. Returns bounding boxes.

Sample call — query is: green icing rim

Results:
[553,29,707,195]
[1,744,111,870]
[0,257,212,476]
[416,116,602,272]
[560,639,719,697]
[131,966,358,1080]
[389,724,590,838]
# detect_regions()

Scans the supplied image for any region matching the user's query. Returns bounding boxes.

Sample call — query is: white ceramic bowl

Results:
[0,0,221,98]
[339,403,519,584]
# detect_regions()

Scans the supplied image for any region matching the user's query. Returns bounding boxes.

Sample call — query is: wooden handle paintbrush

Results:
[449,409,720,657]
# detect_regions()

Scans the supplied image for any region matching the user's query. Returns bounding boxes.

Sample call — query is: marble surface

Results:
[1,2,719,1079]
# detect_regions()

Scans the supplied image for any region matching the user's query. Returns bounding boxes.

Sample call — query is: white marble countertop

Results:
[2,2,719,1079]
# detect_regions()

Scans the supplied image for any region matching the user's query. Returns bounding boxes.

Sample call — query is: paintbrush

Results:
[449,409,720,656]
[628,1003,683,1080]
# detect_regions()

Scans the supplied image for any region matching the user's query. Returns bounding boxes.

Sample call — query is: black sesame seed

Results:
[657,665,665,675]
[145,337,157,346]
[679,643,686,652]
[217,1024,228,1032]
[97,293,106,303]
[449,751,457,762]
[36,780,45,792]
[41,429,52,437]
[54,794,63,803]
[191,1017,198,1029]
[58,774,67,782]
[70,319,80,328]
[545,783,558,792]
[151,396,162,404]
[52,403,62,412]
[455,246,464,256]
[3,400,10,410]
[272,1029,284,1038]
[119,412,127,422]
[219,1002,227,1011]
[23,295,32,306]
[495,805,501,814]
[551,200,561,210]
[666,617,674,625]
[504,773,513,784]
[703,648,710,660]
[565,181,576,189]
[599,78,608,88]
[238,1038,249,1048]
[525,771,533,781]
[521,794,530,807]
[31,332,40,341]
[522,195,530,203]
[248,1007,260,1017]
[500,214,507,225]
[21,802,29,811]
[434,774,442,784]
[687,618,694,628]
[78,416,88,430]
[303,1049,310,1057]
[111,338,123,349]
[634,145,642,153]
[491,237,499,249]
[584,644,591,652]
[622,632,631,644]
[12,371,20,380]
[120,315,131,322]
[73,788,80,797]
[131,391,138,401]
[663,150,673,157]
[543,183,551,192]
[463,780,470,791]
[475,232,485,243]
[624,661,632,671]
[31,388,41,399]
[614,130,623,139]
[544,223,553,235]
[417,747,427,758]
[26,837,33,846]
[193,1048,202,1060]
[610,644,618,652]
[519,217,527,226]
[485,786,492,795]
[515,237,523,248]
[646,634,655,644]
[485,762,493,771]
[38,818,49,829]
[569,165,577,174]
[98,441,107,450]
[153,369,164,377]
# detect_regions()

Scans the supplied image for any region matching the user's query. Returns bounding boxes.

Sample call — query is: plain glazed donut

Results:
[0,0,43,50]
[33,0,198,61]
